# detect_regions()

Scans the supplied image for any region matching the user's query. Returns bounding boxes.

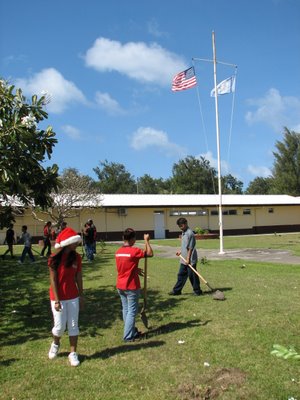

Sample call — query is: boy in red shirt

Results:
[115,228,153,341]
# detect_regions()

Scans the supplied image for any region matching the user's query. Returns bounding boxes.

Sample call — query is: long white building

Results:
[1,194,300,242]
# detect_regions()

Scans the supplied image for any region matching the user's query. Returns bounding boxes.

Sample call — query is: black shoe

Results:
[168,291,181,296]
[124,329,143,342]
[134,330,143,340]
[193,290,203,296]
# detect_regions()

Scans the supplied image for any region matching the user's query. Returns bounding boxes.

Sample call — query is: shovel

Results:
[178,254,225,300]
[140,257,149,328]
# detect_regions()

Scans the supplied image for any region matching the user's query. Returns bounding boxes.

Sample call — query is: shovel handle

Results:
[143,256,148,309]
[178,254,214,291]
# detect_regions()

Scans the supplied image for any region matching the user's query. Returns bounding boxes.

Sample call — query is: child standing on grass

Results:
[2,223,16,259]
[41,221,52,257]
[115,228,153,342]
[48,227,83,367]
[18,225,35,264]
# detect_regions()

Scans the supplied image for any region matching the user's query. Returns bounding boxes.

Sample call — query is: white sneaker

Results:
[68,352,80,367]
[48,342,60,359]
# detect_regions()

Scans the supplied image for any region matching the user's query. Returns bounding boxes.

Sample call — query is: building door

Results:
[154,211,165,239]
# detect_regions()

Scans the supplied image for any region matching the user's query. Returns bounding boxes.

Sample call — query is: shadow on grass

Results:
[82,318,209,361]
[82,340,166,361]
[0,255,121,346]
[201,287,233,296]
[0,257,52,346]
[144,319,211,339]
[0,256,184,347]
[0,358,19,367]
[0,249,212,349]
[80,286,194,337]
[80,286,121,337]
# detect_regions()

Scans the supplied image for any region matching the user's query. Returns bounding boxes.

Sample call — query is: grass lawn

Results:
[0,235,299,400]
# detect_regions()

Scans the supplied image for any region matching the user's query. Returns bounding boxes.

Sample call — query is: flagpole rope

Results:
[226,67,238,167]
[192,60,217,194]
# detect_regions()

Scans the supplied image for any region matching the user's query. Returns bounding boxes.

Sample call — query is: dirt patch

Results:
[176,368,247,399]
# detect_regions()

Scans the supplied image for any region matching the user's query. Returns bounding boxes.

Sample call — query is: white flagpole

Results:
[212,31,225,254]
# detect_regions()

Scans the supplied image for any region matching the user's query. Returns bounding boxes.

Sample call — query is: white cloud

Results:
[84,37,186,86]
[95,91,125,115]
[247,164,272,178]
[61,125,82,140]
[15,68,87,113]
[245,88,300,132]
[130,127,187,156]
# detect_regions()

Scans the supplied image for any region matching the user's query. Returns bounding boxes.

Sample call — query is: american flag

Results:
[172,67,197,92]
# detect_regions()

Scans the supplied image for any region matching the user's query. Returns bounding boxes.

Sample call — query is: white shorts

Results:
[50,298,80,337]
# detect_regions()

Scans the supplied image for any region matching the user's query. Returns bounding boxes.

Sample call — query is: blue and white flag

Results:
[210,76,236,97]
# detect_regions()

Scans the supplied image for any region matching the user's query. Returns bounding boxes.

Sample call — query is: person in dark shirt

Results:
[41,221,52,257]
[2,223,16,259]
[83,222,95,262]
[87,219,97,254]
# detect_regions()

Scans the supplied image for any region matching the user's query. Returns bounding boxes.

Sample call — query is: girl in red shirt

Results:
[48,228,83,367]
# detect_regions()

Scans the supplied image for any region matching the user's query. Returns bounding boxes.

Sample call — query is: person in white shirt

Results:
[19,225,35,263]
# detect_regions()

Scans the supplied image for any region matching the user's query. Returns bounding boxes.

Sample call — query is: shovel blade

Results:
[212,290,225,301]
[140,309,149,329]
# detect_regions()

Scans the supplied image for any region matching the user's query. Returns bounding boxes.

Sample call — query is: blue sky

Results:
[1,0,300,190]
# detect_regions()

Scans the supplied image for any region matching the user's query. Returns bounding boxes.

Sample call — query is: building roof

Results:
[3,194,300,209]
[99,194,300,208]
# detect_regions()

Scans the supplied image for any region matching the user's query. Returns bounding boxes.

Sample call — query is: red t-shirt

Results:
[44,226,51,237]
[115,245,145,290]
[49,252,82,300]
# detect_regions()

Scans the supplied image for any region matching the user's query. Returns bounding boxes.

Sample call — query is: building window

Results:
[222,209,237,215]
[211,209,237,216]
[198,210,207,216]
[243,209,251,215]
[268,208,274,213]
[170,210,207,217]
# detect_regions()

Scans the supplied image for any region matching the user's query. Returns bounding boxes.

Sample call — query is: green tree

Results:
[272,128,300,195]
[170,156,217,194]
[245,176,274,194]
[93,160,136,193]
[221,174,243,194]
[137,174,171,194]
[0,79,59,228]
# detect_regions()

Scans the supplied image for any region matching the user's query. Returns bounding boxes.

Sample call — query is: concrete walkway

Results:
[151,244,300,265]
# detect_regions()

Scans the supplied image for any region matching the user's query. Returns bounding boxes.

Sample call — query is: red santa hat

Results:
[55,227,81,249]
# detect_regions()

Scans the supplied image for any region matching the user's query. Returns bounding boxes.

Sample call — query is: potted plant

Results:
[193,227,219,240]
